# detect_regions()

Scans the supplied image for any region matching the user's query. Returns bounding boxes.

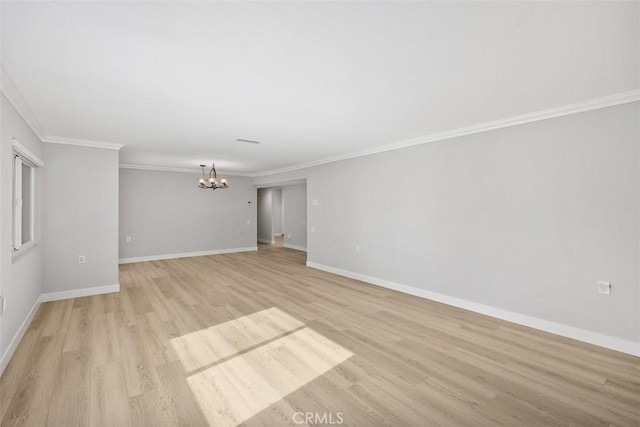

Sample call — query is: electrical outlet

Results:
[355,245,360,254]
[78,255,86,264]
[312,199,318,206]
[246,220,251,226]
[287,234,292,240]
[125,236,131,243]
[311,226,315,233]
[237,230,242,236]
[597,281,611,295]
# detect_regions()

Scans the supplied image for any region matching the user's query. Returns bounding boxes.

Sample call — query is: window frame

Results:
[11,139,43,258]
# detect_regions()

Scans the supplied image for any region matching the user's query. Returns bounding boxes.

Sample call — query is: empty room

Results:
[0,1,638,426]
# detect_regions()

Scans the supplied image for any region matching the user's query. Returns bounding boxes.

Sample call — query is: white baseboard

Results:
[40,283,120,302]
[0,296,41,376]
[119,246,258,264]
[257,239,275,245]
[284,243,307,252]
[306,261,640,357]
[1,283,121,376]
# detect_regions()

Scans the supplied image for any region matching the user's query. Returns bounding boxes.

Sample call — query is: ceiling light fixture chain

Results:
[198,163,229,190]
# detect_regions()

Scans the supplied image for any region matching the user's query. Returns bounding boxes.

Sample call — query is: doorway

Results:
[256,181,307,256]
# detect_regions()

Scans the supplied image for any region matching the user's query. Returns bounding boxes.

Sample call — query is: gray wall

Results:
[283,184,307,250]
[257,188,273,244]
[0,94,44,362]
[119,168,257,259]
[273,189,283,235]
[43,144,119,292]
[254,102,640,344]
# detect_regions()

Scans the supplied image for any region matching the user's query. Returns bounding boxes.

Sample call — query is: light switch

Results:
[597,281,611,295]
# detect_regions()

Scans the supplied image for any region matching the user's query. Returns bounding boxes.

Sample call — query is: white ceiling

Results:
[2,1,638,175]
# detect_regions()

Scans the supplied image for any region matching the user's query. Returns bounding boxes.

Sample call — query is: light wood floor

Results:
[1,244,638,426]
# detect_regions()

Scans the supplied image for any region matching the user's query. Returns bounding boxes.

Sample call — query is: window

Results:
[12,139,43,255]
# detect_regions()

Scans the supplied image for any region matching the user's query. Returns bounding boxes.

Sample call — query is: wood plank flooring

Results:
[1,243,638,426]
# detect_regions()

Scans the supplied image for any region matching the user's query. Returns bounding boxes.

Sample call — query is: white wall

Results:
[119,168,257,260]
[257,188,273,244]
[272,188,283,235]
[43,144,119,293]
[254,102,640,351]
[0,94,44,369]
[283,184,307,250]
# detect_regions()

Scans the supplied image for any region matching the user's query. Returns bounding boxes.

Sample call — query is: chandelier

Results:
[197,164,229,190]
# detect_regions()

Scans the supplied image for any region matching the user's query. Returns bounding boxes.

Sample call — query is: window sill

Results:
[12,241,37,263]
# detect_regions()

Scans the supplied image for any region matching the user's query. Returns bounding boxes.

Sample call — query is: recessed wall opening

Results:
[256,180,307,260]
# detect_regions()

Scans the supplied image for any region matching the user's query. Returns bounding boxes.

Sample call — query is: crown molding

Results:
[120,163,200,173]
[1,67,125,150]
[2,64,636,177]
[0,66,47,141]
[119,163,248,177]
[43,136,124,150]
[252,90,640,177]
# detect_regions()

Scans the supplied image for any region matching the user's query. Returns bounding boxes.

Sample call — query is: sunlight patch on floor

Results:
[171,308,353,427]
[170,307,305,372]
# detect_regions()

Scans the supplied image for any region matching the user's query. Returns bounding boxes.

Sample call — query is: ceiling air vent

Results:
[236,138,262,144]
